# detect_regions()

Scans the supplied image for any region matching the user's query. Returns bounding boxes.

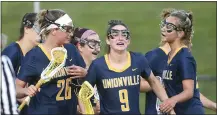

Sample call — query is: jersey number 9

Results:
[119,89,130,111]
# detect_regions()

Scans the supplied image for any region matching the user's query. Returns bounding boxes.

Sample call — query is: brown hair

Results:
[160,8,176,20]
[104,42,110,54]
[36,9,66,40]
[70,27,98,47]
[105,20,130,54]
[19,13,37,40]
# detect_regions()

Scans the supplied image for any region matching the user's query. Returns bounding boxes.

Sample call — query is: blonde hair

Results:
[159,8,176,46]
[160,8,176,20]
[36,9,66,40]
[159,8,194,50]
[170,10,194,50]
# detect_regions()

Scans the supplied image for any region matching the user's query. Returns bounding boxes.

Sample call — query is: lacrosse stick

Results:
[18,47,67,111]
[93,85,100,103]
[78,81,95,114]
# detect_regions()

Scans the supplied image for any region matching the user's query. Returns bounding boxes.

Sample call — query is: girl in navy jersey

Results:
[2,12,39,115]
[16,9,86,114]
[2,12,39,76]
[70,27,101,114]
[159,9,205,114]
[143,8,216,114]
[82,20,172,114]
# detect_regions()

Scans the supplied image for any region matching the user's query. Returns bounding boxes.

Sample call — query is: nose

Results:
[95,48,100,54]
[95,44,101,51]
[117,33,125,40]
[93,46,100,55]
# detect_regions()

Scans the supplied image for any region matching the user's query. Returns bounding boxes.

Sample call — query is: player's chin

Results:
[161,36,166,41]
[165,38,174,43]
[116,46,127,51]
[92,56,97,60]
[64,39,71,44]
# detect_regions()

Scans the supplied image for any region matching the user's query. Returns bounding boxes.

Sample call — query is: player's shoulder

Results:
[147,47,167,55]
[2,42,19,53]
[64,43,76,50]
[129,51,144,57]
[145,48,160,58]
[146,47,168,61]
[150,47,163,52]
[25,45,42,57]
[129,51,150,65]
[64,43,80,56]
[179,47,195,62]
[92,56,105,65]
[129,51,147,62]
[179,47,193,57]
[4,42,18,48]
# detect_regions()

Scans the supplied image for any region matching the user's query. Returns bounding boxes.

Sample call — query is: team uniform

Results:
[85,51,151,114]
[2,42,24,76]
[2,42,28,115]
[162,46,204,114]
[17,43,85,114]
[144,47,168,114]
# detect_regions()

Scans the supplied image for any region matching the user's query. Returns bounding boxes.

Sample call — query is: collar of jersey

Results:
[167,45,188,64]
[38,44,64,61]
[104,51,131,73]
[38,44,51,61]
[16,41,25,56]
[159,47,170,55]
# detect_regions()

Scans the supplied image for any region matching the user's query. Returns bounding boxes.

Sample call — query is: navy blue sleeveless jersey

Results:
[162,46,204,114]
[17,43,85,114]
[85,51,151,114]
[144,47,168,114]
[2,42,24,76]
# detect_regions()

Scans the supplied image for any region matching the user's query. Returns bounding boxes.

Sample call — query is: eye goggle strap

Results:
[46,14,73,30]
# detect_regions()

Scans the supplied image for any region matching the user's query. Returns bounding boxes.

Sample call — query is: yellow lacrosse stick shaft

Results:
[18,79,44,111]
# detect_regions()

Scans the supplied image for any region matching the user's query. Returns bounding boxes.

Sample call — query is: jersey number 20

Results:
[119,89,130,111]
[56,78,72,101]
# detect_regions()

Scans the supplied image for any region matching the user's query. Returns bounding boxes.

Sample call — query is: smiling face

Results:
[106,25,130,52]
[80,34,101,61]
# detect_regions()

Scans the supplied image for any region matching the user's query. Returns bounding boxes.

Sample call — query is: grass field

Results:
[2,2,216,114]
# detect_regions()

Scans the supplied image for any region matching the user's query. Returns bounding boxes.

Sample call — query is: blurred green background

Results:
[2,2,216,114]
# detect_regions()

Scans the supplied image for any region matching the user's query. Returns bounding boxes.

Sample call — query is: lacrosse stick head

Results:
[41,47,67,83]
[78,81,94,100]
[78,81,95,114]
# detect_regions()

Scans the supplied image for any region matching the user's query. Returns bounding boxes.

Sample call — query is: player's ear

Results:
[177,31,184,39]
[24,27,30,34]
[127,39,130,45]
[77,43,83,52]
[50,29,57,36]
[106,37,110,45]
